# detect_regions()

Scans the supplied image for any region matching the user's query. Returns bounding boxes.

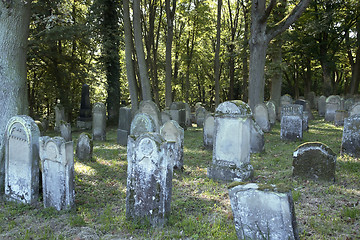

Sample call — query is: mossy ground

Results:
[0,112,359,239]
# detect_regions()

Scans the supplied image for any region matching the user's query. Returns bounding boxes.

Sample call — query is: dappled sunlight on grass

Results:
[75,161,97,176]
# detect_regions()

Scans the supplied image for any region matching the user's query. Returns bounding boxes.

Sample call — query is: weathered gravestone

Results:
[325,95,341,122]
[344,98,355,111]
[293,142,336,182]
[4,116,40,204]
[130,113,156,137]
[349,102,360,117]
[280,104,303,141]
[203,114,215,150]
[250,119,265,153]
[195,106,207,128]
[54,103,65,132]
[77,84,92,129]
[139,100,162,133]
[306,91,316,109]
[117,107,132,146]
[76,133,93,161]
[334,110,349,126]
[60,122,72,142]
[184,102,192,127]
[341,114,360,157]
[126,133,173,226]
[280,94,293,107]
[161,111,171,124]
[317,95,326,117]
[266,100,277,126]
[207,100,254,182]
[92,102,106,141]
[160,120,184,170]
[39,136,75,210]
[169,102,187,129]
[229,183,299,240]
[254,103,270,132]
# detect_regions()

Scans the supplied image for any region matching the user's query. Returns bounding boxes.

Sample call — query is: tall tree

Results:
[248,0,311,109]
[165,0,176,107]
[0,0,32,190]
[214,0,222,106]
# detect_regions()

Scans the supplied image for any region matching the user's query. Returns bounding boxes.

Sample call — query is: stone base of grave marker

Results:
[207,162,253,182]
[117,129,129,146]
[229,183,299,240]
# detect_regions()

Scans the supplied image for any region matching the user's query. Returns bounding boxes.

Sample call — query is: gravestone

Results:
[250,119,265,153]
[117,107,132,146]
[207,100,254,182]
[54,103,65,132]
[126,133,173,226]
[160,120,184,170]
[303,111,309,131]
[229,183,299,240]
[341,114,360,157]
[60,122,72,142]
[76,133,93,161]
[280,94,293,107]
[92,102,106,141]
[139,100,162,132]
[325,95,341,122]
[130,113,156,137]
[160,111,172,124]
[293,142,336,182]
[169,102,187,129]
[77,84,92,129]
[254,103,271,132]
[317,95,326,117]
[344,98,355,111]
[349,102,360,117]
[4,115,40,204]
[306,91,316,109]
[334,110,348,126]
[266,100,277,126]
[195,106,207,128]
[280,104,303,141]
[184,103,192,127]
[39,136,75,210]
[203,114,215,150]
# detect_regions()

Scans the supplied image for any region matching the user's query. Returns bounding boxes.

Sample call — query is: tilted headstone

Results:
[117,107,132,146]
[254,103,271,132]
[203,114,215,150]
[60,122,72,142]
[39,136,75,210]
[344,98,355,111]
[160,120,184,170]
[4,115,40,204]
[293,142,336,182]
[126,133,173,226]
[139,100,162,132]
[341,114,360,157]
[160,111,172,124]
[334,110,348,126]
[207,100,254,182]
[54,103,65,132]
[130,113,156,137]
[169,102,187,129]
[349,102,360,117]
[266,100,277,126]
[77,84,92,129]
[76,133,93,161]
[229,183,299,240]
[250,119,265,153]
[325,95,341,122]
[317,95,326,117]
[280,104,303,141]
[92,102,106,141]
[195,106,207,128]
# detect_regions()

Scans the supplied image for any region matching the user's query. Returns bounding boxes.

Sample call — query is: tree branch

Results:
[260,0,276,23]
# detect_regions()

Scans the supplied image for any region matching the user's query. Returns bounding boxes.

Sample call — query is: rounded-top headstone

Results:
[139,100,161,132]
[130,113,156,136]
[326,95,341,104]
[160,120,184,143]
[349,102,360,117]
[215,100,252,116]
[254,103,270,132]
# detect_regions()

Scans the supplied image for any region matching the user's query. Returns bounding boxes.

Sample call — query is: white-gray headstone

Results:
[203,114,215,150]
[60,122,72,142]
[54,103,65,132]
[349,102,360,117]
[317,95,326,117]
[341,114,360,157]
[280,104,303,141]
[254,103,271,132]
[266,100,277,126]
[250,119,265,153]
[76,133,93,161]
[196,107,207,128]
[130,113,156,137]
[92,102,106,141]
[325,95,341,122]
[139,100,162,132]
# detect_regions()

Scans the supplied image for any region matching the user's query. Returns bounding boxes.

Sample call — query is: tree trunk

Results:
[241,0,249,102]
[214,0,222,107]
[123,0,139,112]
[0,0,31,190]
[165,0,175,107]
[270,38,283,107]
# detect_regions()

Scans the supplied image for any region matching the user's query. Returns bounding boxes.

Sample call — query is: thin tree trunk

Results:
[241,0,249,102]
[214,0,222,107]
[165,0,176,107]
[270,38,283,107]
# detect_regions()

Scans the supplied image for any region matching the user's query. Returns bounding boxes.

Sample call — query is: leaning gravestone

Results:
[117,107,132,146]
[39,136,75,210]
[207,100,254,182]
[203,114,215,150]
[54,103,65,132]
[266,100,277,126]
[130,113,156,137]
[77,84,92,129]
[126,133,173,226]
[160,120,184,170]
[229,183,299,240]
[293,142,336,182]
[195,106,207,128]
[341,114,360,157]
[254,103,271,132]
[317,95,326,117]
[76,133,93,161]
[60,122,72,142]
[250,119,265,153]
[349,102,360,117]
[4,115,40,204]
[325,95,341,122]
[92,102,106,141]
[280,104,303,141]
[139,100,162,133]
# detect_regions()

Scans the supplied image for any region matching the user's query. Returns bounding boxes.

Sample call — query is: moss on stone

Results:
[227,181,247,189]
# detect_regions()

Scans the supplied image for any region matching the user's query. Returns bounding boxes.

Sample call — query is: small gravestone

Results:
[170,102,187,129]
[4,115,40,204]
[77,84,92,129]
[196,107,207,128]
[303,111,309,131]
[92,102,106,141]
[76,133,93,161]
[229,183,299,240]
[341,114,360,157]
[293,142,336,182]
[325,95,341,122]
[318,95,326,117]
[266,100,277,126]
[344,98,355,111]
[126,133,173,226]
[39,136,75,210]
[349,102,360,117]
[160,111,172,124]
[160,120,184,170]
[254,103,270,132]
[207,100,254,182]
[130,113,156,137]
[60,122,72,142]
[250,119,265,153]
[139,100,162,132]
[280,104,303,141]
[334,110,348,126]
[203,114,215,150]
[117,107,132,146]
[306,91,316,109]
[184,103,192,127]
[280,94,293,107]
[54,103,65,132]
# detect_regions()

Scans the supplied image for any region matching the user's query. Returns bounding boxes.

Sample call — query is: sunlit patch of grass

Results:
[75,162,97,176]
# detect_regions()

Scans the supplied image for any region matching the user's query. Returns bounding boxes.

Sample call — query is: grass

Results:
[0,112,359,239]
